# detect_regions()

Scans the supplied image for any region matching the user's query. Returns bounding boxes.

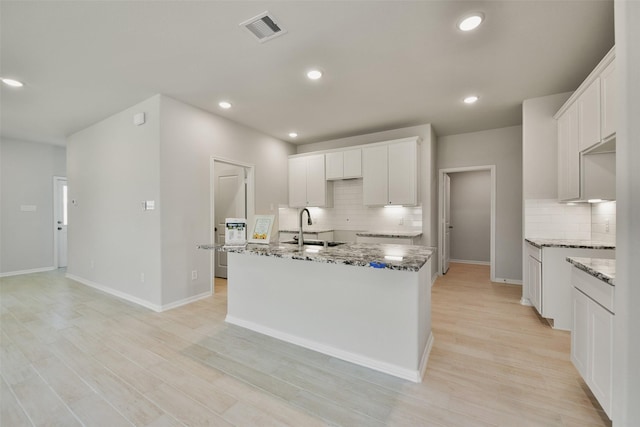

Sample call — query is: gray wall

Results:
[297,124,438,257]
[522,92,572,200]
[0,139,66,275]
[438,126,523,282]
[449,170,491,263]
[66,94,295,309]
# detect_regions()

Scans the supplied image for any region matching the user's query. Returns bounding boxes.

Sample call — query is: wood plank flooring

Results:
[0,263,611,426]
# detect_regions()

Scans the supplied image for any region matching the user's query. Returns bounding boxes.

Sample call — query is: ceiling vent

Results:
[240,11,287,43]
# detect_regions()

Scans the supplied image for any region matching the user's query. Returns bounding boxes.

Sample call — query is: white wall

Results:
[296,124,438,251]
[613,1,640,424]
[66,94,295,310]
[449,170,491,263]
[0,139,66,275]
[438,126,523,282]
[67,95,163,306]
[158,96,295,306]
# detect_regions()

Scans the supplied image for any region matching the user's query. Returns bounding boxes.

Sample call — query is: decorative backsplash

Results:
[279,179,422,232]
[524,199,616,244]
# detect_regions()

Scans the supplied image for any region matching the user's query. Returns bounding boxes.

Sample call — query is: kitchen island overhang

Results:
[201,242,435,382]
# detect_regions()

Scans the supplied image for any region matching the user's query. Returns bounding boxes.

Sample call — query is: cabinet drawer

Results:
[572,267,614,313]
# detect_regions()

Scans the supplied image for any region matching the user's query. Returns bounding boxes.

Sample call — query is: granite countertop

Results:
[198,242,433,272]
[525,238,616,250]
[567,257,616,286]
[279,228,335,234]
[356,231,423,238]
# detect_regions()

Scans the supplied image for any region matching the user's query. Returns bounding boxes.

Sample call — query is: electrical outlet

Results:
[605,219,610,232]
[399,217,404,226]
[140,273,145,283]
[191,270,198,280]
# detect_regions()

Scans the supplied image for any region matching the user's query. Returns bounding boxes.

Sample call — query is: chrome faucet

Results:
[298,208,313,248]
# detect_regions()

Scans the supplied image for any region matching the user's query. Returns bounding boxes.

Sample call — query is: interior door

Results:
[443,174,451,274]
[214,163,246,278]
[55,177,68,268]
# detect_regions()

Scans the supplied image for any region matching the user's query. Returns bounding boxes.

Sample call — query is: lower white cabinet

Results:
[571,268,614,419]
[356,235,419,245]
[279,231,334,242]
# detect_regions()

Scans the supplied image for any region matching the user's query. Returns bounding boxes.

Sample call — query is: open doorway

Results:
[210,158,255,291]
[439,166,496,281]
[53,176,68,269]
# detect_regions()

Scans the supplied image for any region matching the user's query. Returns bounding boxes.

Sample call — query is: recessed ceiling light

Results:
[289,132,298,138]
[1,78,24,87]
[463,95,479,104]
[458,13,484,31]
[306,70,322,80]
[218,101,232,109]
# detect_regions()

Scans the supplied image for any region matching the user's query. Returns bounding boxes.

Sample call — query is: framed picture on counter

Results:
[248,214,275,244]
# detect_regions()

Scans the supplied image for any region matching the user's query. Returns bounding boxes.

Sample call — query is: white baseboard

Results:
[450,259,491,266]
[520,297,533,306]
[494,277,523,285]
[66,274,212,312]
[226,315,431,383]
[66,274,162,312]
[0,266,56,278]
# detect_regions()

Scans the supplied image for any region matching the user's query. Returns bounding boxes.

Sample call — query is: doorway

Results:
[53,176,68,268]
[439,166,496,281]
[210,159,255,286]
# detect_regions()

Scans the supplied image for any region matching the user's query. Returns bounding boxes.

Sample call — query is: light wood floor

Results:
[0,263,611,426]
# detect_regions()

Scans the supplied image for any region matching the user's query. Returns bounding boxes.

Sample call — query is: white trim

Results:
[438,165,496,282]
[495,277,523,285]
[450,259,491,266]
[159,291,212,312]
[520,297,533,306]
[226,315,432,383]
[52,176,67,269]
[210,157,256,290]
[66,273,162,312]
[288,135,422,159]
[0,266,56,278]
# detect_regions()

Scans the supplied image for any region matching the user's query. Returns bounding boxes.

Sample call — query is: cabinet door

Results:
[288,157,308,208]
[325,152,344,180]
[571,288,589,378]
[589,302,613,417]
[578,78,601,152]
[343,149,362,178]
[388,140,417,205]
[362,145,389,206]
[558,103,580,201]
[306,155,327,207]
[528,256,542,314]
[601,61,616,140]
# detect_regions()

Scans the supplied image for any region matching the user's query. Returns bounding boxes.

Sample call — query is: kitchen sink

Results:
[282,239,345,247]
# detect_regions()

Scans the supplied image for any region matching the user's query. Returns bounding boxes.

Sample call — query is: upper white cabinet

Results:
[578,78,601,152]
[288,154,333,208]
[600,60,616,140]
[555,47,615,202]
[362,137,419,206]
[325,149,362,180]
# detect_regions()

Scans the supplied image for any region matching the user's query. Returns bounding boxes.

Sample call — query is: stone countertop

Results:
[356,231,423,238]
[525,238,616,250]
[567,257,616,286]
[198,242,433,272]
[279,228,335,234]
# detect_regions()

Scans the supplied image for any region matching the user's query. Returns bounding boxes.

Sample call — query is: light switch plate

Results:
[133,112,145,126]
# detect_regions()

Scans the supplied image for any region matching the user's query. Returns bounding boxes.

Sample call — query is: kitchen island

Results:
[199,242,435,382]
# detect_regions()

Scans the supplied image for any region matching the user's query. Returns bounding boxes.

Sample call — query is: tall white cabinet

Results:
[288,154,332,208]
[362,137,419,206]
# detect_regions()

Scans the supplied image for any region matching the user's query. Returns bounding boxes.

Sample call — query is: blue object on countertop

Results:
[369,261,386,268]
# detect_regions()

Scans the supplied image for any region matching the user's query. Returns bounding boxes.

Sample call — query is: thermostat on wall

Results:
[133,112,145,126]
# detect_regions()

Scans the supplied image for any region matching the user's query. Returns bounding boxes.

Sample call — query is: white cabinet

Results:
[557,103,580,201]
[526,250,542,314]
[279,231,334,242]
[571,267,614,419]
[288,155,332,208]
[325,149,362,180]
[356,235,419,245]
[363,138,419,206]
[600,61,616,140]
[578,78,601,152]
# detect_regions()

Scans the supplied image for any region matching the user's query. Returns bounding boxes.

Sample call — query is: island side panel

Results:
[226,252,432,382]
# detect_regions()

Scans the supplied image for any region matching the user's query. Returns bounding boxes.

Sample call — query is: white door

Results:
[54,177,68,268]
[214,163,246,278]
[443,174,451,274]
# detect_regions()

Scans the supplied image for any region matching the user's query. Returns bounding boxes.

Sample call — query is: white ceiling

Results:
[0,1,614,146]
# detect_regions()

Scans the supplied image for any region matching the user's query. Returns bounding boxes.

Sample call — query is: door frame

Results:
[438,165,496,281]
[210,157,255,291]
[52,176,67,268]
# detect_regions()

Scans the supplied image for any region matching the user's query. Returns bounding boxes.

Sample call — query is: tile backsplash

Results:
[524,199,616,244]
[279,179,422,232]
